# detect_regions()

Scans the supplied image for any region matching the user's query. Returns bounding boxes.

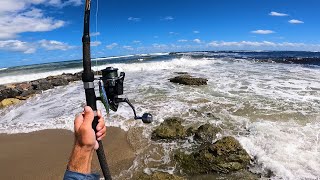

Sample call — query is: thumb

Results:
[83,106,94,126]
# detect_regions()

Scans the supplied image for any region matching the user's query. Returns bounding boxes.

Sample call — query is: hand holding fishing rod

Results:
[80,0,153,179]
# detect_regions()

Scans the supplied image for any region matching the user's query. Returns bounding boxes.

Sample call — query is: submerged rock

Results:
[194,124,221,143]
[136,172,185,180]
[175,72,189,75]
[152,117,187,140]
[174,136,251,174]
[191,169,259,180]
[169,75,208,86]
[0,98,20,108]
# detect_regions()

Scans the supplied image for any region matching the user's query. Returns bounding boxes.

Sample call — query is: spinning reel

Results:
[97,67,153,124]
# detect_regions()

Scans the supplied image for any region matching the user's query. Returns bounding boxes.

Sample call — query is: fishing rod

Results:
[82,0,153,179]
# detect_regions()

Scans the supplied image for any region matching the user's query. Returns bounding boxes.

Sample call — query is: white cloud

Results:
[0,0,81,39]
[193,39,202,43]
[0,40,36,53]
[133,40,141,44]
[193,30,200,34]
[90,32,101,36]
[39,40,73,50]
[289,19,304,24]
[123,46,134,50]
[169,32,179,35]
[208,41,277,47]
[206,41,320,51]
[106,43,118,49]
[128,17,141,22]
[162,16,174,21]
[152,43,168,49]
[178,39,188,42]
[0,9,65,39]
[269,11,289,17]
[91,41,101,47]
[251,30,275,35]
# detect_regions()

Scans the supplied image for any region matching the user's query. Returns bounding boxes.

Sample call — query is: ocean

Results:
[0,51,319,179]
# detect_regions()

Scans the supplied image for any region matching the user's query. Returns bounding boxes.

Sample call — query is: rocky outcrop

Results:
[174,136,251,174]
[194,124,221,143]
[169,74,208,86]
[151,117,187,140]
[0,72,83,107]
[136,172,185,180]
[0,98,21,108]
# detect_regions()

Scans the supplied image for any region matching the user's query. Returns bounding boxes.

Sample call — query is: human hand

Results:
[74,106,107,150]
[67,106,106,174]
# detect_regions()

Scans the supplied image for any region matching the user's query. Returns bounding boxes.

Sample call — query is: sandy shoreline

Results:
[0,127,135,180]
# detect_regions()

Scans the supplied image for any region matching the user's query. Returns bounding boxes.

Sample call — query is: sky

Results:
[0,0,320,67]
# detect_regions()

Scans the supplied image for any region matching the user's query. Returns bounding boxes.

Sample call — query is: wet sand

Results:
[0,127,135,180]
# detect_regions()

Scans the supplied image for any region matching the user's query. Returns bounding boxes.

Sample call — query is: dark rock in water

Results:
[174,136,251,174]
[0,88,21,101]
[0,71,84,105]
[49,77,69,86]
[194,124,221,143]
[136,172,185,180]
[15,83,32,91]
[31,80,54,91]
[152,117,187,140]
[191,169,259,180]
[169,75,208,86]
[175,72,189,75]
[186,126,198,136]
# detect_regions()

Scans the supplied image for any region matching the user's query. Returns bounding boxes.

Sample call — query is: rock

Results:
[169,75,208,86]
[0,71,84,102]
[152,117,187,140]
[136,172,185,180]
[31,80,54,91]
[15,83,32,91]
[194,124,221,143]
[174,136,251,174]
[20,89,37,97]
[191,169,259,180]
[186,126,198,136]
[15,96,29,100]
[50,77,69,86]
[175,72,189,75]
[0,88,21,101]
[0,98,20,108]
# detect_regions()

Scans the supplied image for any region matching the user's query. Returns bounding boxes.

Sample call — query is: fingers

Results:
[96,126,106,141]
[82,106,94,127]
[74,113,84,131]
[96,115,106,141]
[96,112,105,131]
[94,141,99,150]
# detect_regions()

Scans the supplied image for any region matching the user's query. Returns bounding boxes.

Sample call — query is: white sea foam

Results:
[0,56,320,179]
[239,120,320,179]
[0,57,213,85]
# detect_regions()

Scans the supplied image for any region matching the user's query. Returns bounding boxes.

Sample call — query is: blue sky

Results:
[0,0,320,67]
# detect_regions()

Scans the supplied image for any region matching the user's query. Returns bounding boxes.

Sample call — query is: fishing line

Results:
[94,0,99,73]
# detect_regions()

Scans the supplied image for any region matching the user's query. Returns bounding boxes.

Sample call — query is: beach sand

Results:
[0,127,135,180]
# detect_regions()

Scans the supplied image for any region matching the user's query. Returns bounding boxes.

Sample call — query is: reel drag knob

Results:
[141,113,153,123]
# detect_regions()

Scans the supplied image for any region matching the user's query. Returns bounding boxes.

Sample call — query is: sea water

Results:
[0,51,319,179]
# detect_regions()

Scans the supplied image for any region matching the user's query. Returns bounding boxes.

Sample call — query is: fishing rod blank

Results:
[82,0,112,179]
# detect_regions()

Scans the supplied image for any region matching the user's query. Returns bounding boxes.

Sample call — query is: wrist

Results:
[67,144,94,174]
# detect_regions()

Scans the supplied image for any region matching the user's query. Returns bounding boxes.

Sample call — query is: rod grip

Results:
[92,115,112,179]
